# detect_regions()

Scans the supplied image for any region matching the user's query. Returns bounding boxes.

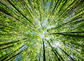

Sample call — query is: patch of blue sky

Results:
[72,56,76,59]
[11,37,19,42]
[78,42,82,45]
[64,17,70,22]
[61,32,64,33]
[45,19,48,25]
[74,25,76,28]
[5,49,11,53]
[69,13,73,16]
[42,2,43,4]
[19,8,22,10]
[41,57,43,60]
[41,32,44,39]
[73,50,77,53]
[40,24,43,29]
[32,32,37,35]
[78,18,83,21]
[11,40,14,42]
[47,4,50,8]
[47,26,51,29]
[34,11,36,14]
[38,17,40,20]
[45,1,51,10]
[17,55,20,58]
[48,1,51,3]
[66,45,68,48]
[37,54,39,57]
[16,55,21,61]
[31,32,34,34]
[16,45,25,60]
[23,45,25,50]
[18,45,25,53]
[36,20,39,23]
[28,5,32,11]
[34,44,37,48]
[68,16,71,19]
[32,42,34,44]
[71,44,74,47]
[17,38,19,40]
[45,43,47,47]
[45,5,49,11]
[50,2,55,10]
[78,19,81,21]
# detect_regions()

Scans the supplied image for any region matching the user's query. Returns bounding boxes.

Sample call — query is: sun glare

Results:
[55,42,60,46]
[52,41,61,47]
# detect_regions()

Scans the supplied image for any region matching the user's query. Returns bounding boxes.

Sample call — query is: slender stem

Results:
[43,40,46,61]
[51,33,84,37]
[0,45,24,61]
[57,46,74,61]
[7,0,33,25]
[0,45,13,51]
[46,40,62,61]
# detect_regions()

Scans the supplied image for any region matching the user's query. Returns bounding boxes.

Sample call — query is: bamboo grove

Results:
[0,0,84,61]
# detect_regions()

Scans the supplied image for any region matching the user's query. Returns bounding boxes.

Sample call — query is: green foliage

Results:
[0,0,84,61]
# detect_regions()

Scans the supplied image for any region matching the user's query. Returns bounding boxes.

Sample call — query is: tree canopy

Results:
[0,0,84,61]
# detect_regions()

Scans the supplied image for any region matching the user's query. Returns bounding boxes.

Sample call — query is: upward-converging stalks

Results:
[43,40,46,61]
[57,46,74,61]
[0,0,84,61]
[46,40,64,61]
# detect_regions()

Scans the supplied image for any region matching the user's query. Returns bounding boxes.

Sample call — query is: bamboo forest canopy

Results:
[0,0,84,61]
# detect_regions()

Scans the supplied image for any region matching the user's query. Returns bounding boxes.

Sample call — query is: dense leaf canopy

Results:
[0,0,84,61]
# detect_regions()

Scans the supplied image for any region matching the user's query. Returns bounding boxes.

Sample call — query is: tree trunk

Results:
[0,45,24,61]
[7,0,33,25]
[51,33,84,37]
[0,45,13,51]
[43,40,46,61]
[57,46,74,61]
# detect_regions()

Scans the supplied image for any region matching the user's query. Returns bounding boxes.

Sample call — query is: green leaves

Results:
[0,0,84,61]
